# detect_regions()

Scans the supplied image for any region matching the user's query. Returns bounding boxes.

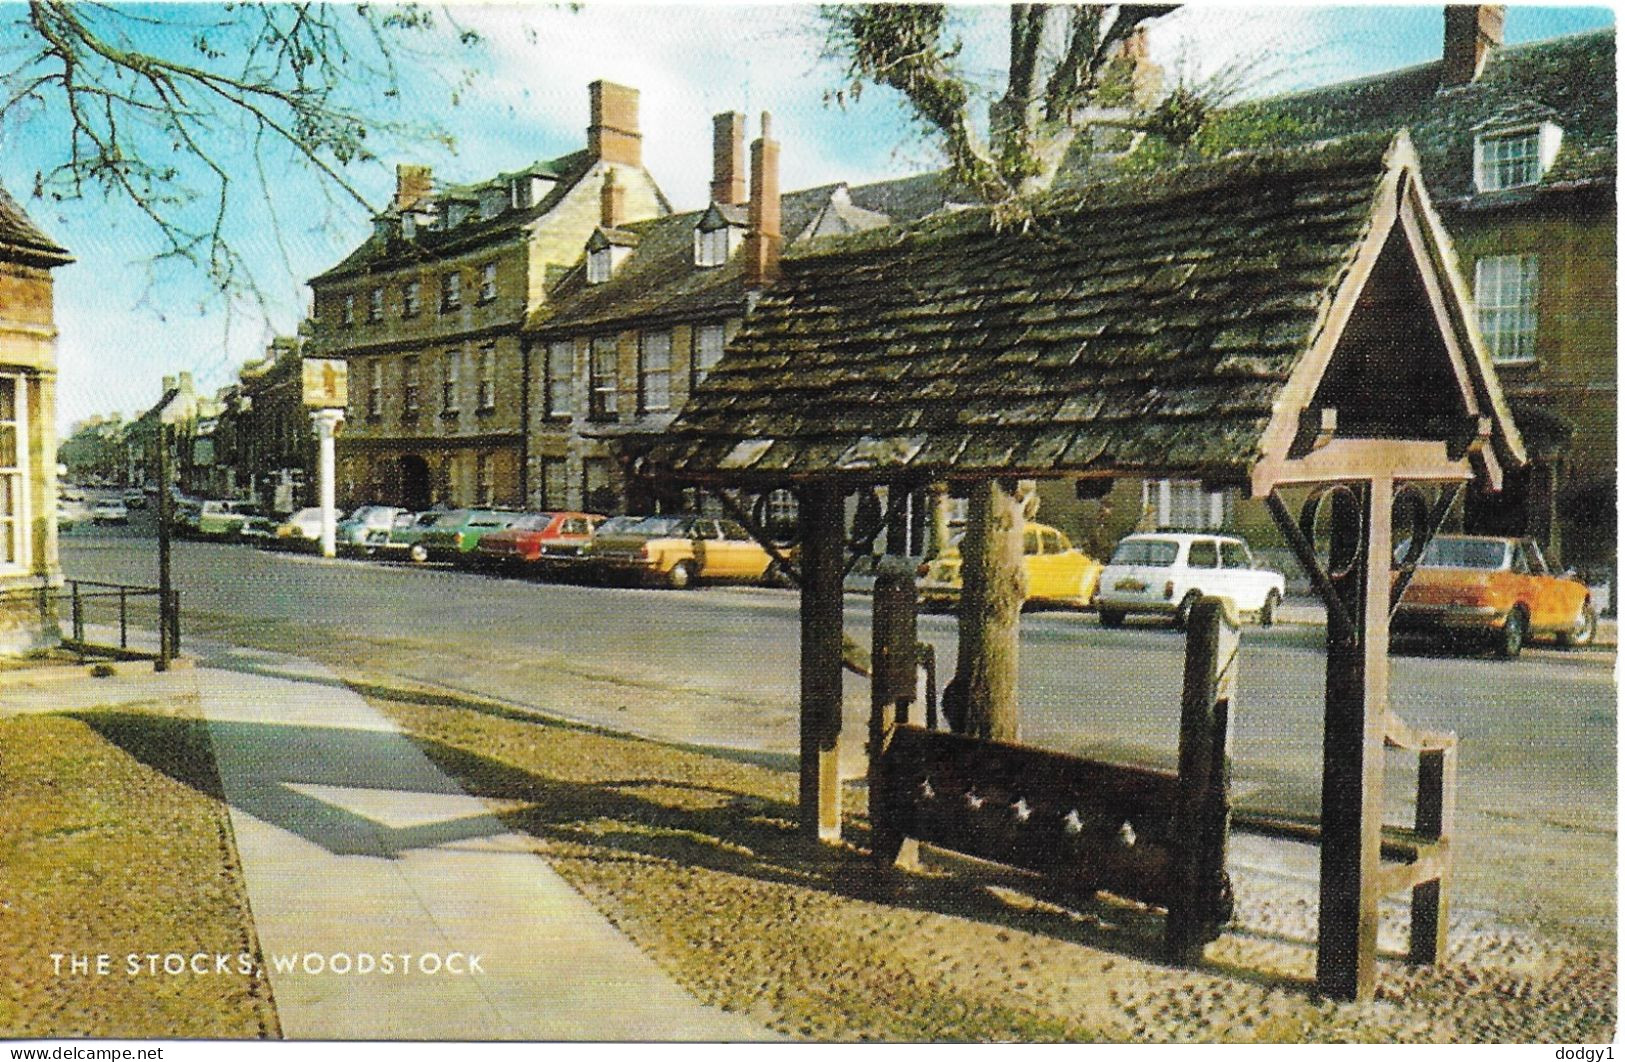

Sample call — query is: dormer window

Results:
[695,226,731,267]
[693,203,745,267]
[446,200,472,227]
[478,187,506,220]
[1474,122,1563,193]
[587,247,613,284]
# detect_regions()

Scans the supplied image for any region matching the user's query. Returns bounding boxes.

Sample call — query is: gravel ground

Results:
[358,674,1617,1044]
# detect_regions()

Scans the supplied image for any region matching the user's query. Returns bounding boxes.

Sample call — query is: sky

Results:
[2,2,1613,432]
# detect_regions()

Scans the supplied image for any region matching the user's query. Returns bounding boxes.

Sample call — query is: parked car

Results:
[335,505,409,553]
[91,497,129,524]
[584,514,773,589]
[474,511,606,573]
[122,487,147,509]
[1094,532,1286,629]
[413,508,524,563]
[193,500,261,539]
[272,507,325,549]
[360,510,437,561]
[57,499,92,529]
[919,522,1103,609]
[1391,534,1596,659]
[239,512,279,544]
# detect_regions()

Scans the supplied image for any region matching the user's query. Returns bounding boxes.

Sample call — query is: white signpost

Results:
[302,359,348,558]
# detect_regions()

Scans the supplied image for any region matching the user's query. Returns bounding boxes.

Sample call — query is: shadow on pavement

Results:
[73,704,1320,993]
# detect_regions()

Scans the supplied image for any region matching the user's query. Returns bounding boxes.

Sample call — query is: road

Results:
[60,522,1618,948]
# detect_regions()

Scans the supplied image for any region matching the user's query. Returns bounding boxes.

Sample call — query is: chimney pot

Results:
[1443,5,1505,87]
[745,112,782,289]
[711,112,746,206]
[588,80,642,168]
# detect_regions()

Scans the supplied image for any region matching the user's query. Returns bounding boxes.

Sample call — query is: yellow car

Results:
[584,514,775,589]
[919,522,1104,609]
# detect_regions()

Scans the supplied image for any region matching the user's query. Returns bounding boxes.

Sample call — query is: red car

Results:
[474,511,605,574]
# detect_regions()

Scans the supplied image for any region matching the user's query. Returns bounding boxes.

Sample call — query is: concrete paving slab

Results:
[181,646,775,1041]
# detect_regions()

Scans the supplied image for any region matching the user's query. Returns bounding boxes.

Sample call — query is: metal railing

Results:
[57,579,180,666]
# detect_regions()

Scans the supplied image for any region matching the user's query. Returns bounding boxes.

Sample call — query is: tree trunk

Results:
[955,478,1027,740]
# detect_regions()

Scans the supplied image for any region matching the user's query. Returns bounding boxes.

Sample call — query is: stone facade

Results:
[0,183,71,653]
[308,81,668,512]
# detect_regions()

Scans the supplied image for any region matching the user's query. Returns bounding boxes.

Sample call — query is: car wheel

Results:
[667,560,696,590]
[408,544,428,563]
[1174,591,1201,631]
[1496,606,1528,660]
[1558,599,1597,649]
[1259,589,1281,628]
[1098,608,1126,629]
[761,560,789,588]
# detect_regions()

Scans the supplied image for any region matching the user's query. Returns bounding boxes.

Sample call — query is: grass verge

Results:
[0,703,278,1038]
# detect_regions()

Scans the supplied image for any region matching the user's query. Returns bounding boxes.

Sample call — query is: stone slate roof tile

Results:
[314,149,603,282]
[0,182,70,265]
[648,132,1404,483]
[1237,29,1614,202]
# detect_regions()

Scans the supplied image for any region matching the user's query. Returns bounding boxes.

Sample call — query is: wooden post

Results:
[869,567,919,868]
[1317,477,1393,1002]
[1167,596,1239,963]
[955,478,1026,741]
[1410,744,1456,963]
[927,483,951,558]
[799,481,845,844]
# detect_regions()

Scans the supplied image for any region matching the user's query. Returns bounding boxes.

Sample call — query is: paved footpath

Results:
[4,641,773,1041]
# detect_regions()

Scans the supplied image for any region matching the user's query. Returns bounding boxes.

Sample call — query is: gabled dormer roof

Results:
[645,132,1523,493]
[696,203,749,231]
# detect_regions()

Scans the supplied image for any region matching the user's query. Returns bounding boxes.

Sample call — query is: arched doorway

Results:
[399,454,431,511]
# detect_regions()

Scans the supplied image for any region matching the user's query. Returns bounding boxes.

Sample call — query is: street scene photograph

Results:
[0,0,1616,1048]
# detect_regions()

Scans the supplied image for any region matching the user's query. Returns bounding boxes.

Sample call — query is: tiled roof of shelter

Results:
[647,132,1445,484]
[1235,28,1614,202]
[0,182,71,265]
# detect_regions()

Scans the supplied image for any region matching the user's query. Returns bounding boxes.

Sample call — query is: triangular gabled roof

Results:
[645,132,1522,493]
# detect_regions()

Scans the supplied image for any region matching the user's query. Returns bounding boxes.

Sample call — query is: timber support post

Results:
[869,566,920,867]
[1167,596,1240,962]
[799,481,845,843]
[1313,478,1394,1002]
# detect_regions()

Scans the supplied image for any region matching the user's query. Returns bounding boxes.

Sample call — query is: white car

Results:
[92,498,129,524]
[1095,532,1286,629]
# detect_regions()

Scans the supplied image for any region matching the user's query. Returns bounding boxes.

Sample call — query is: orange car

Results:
[1392,534,1596,659]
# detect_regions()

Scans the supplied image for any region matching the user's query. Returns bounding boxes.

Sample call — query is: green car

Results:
[414,508,523,563]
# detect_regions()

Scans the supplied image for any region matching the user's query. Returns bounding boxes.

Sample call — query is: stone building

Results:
[1047,9,1615,586]
[0,182,71,652]
[212,336,316,513]
[524,110,949,516]
[307,80,669,511]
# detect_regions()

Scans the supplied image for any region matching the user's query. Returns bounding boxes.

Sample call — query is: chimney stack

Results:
[711,111,746,206]
[588,80,642,168]
[600,168,625,229]
[393,164,433,212]
[745,112,781,289]
[1443,5,1505,87]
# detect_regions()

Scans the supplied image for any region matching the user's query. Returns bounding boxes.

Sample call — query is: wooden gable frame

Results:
[1251,133,1524,497]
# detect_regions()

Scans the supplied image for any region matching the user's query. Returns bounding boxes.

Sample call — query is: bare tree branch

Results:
[1,0,478,305]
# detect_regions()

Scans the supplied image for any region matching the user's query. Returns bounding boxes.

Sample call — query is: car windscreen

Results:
[510,514,554,531]
[594,516,642,535]
[1109,539,1180,567]
[1410,537,1508,570]
[432,510,471,528]
[629,516,694,537]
